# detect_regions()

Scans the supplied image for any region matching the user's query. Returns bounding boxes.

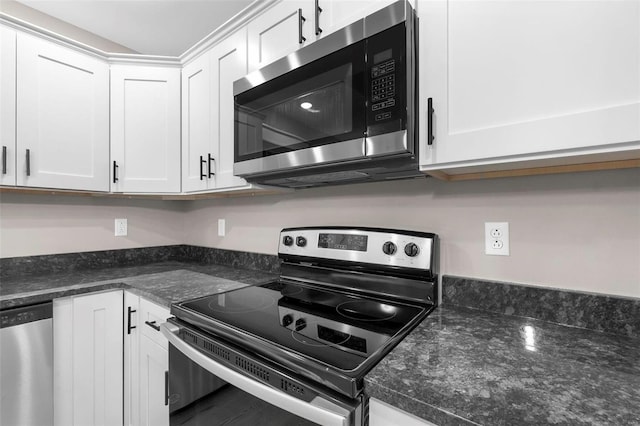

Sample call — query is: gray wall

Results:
[183,169,640,298]
[1,168,638,298]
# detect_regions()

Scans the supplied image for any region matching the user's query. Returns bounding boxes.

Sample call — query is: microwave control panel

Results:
[371,60,396,112]
[367,23,406,136]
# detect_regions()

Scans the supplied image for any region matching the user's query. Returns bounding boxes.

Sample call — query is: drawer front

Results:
[139,298,171,347]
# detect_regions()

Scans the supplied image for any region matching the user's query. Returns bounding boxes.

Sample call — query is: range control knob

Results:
[296,236,307,247]
[404,242,420,257]
[283,236,294,246]
[282,314,293,327]
[295,318,307,331]
[382,241,397,255]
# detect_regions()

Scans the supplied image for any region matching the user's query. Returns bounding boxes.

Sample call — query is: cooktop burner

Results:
[336,300,398,322]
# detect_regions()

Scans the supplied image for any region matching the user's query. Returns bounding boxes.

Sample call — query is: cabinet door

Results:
[138,297,170,346]
[111,65,181,193]
[16,33,109,191]
[369,398,436,426]
[418,0,640,171]
[0,26,16,186]
[139,335,169,426]
[315,0,396,39]
[124,292,140,426]
[138,299,170,426]
[247,0,314,72]
[211,28,251,190]
[53,290,123,426]
[182,53,214,192]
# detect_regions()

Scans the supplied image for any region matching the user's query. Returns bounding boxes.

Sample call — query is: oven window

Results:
[235,41,367,163]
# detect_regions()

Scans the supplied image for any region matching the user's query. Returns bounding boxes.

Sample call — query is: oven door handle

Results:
[161,322,350,426]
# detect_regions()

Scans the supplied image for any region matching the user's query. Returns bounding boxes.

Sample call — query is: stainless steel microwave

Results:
[233,1,419,188]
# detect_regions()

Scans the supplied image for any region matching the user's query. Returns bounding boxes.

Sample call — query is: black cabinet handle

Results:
[127,307,136,334]
[298,9,306,44]
[26,149,30,176]
[113,161,119,183]
[427,97,435,146]
[2,146,6,175]
[199,155,207,180]
[315,0,323,36]
[207,153,215,178]
[145,320,160,331]
[164,371,169,406]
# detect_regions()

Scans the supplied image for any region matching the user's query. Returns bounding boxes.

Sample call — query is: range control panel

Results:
[278,227,436,271]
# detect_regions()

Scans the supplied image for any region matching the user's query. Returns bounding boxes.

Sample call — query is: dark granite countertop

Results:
[366,304,640,426]
[0,261,277,309]
[3,251,638,426]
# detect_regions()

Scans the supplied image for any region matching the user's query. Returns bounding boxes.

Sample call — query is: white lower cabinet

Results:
[53,290,123,426]
[139,334,169,426]
[369,398,437,426]
[124,291,171,426]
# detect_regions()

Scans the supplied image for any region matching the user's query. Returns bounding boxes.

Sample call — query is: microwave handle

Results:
[161,322,349,426]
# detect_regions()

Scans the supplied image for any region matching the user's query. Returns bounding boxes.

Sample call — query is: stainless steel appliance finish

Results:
[163,227,438,426]
[0,302,53,426]
[233,1,419,188]
[164,322,358,426]
[168,344,226,413]
[233,1,412,95]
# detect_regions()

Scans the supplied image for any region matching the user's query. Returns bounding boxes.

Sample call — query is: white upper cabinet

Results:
[247,0,314,72]
[111,64,181,193]
[247,0,399,73]
[182,53,213,192]
[0,26,16,186]
[15,32,110,191]
[211,29,252,190]
[315,0,397,39]
[418,0,640,175]
[182,28,252,193]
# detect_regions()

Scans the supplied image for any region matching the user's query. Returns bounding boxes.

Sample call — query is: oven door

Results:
[233,36,368,178]
[161,320,364,426]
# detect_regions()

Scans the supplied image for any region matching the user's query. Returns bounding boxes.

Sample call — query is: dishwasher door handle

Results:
[161,322,350,426]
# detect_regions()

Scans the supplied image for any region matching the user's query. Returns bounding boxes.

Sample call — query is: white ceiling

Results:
[17,0,255,56]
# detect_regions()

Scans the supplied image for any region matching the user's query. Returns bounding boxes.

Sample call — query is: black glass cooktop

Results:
[173,280,428,373]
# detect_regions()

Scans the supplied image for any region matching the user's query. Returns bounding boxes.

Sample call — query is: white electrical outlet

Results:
[218,219,226,237]
[485,222,509,256]
[115,218,128,237]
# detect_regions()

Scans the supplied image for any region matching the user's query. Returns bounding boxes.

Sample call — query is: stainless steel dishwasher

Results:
[1,301,54,426]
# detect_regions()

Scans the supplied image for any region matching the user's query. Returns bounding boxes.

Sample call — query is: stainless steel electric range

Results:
[162,227,438,426]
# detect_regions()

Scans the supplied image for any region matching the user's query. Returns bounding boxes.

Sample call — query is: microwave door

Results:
[234,40,367,176]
